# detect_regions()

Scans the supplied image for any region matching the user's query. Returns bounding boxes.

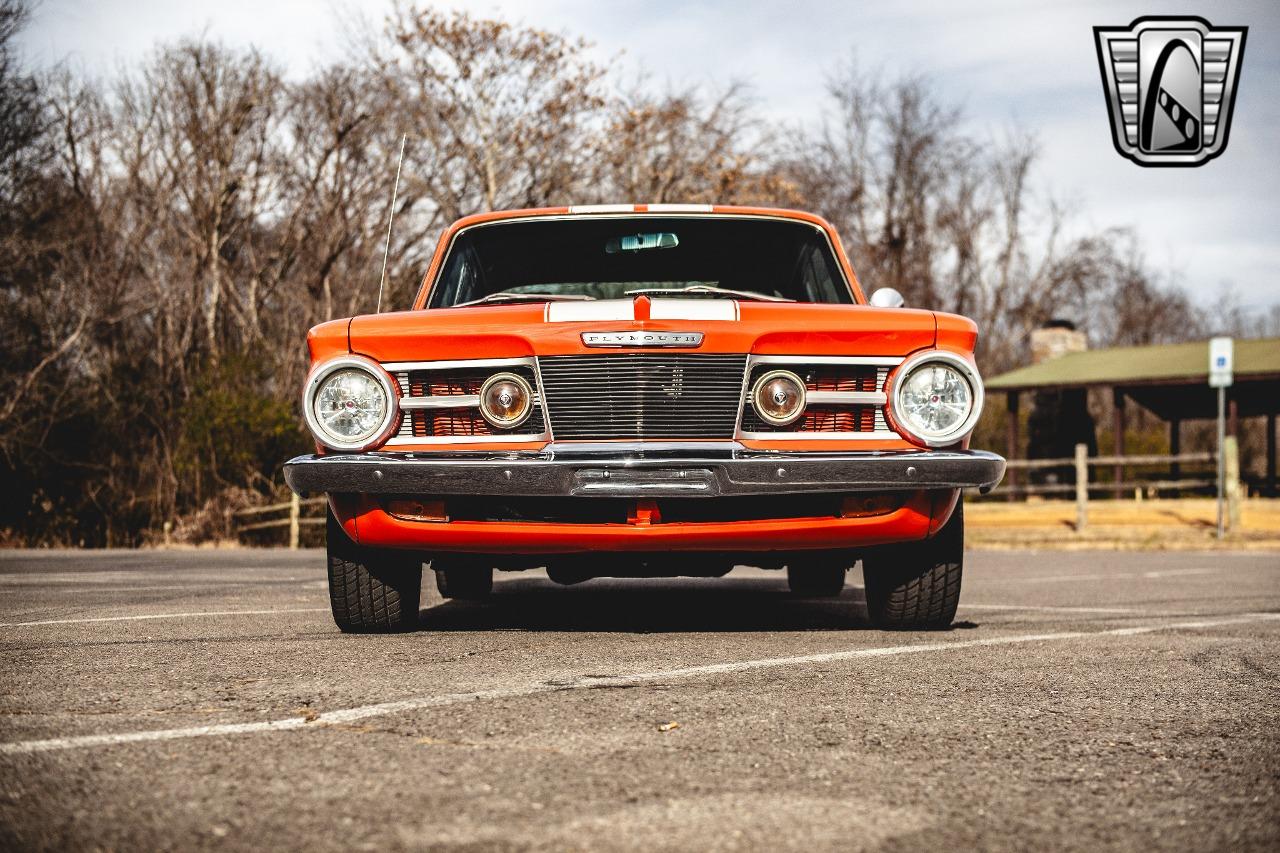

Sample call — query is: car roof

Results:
[443,204,838,232]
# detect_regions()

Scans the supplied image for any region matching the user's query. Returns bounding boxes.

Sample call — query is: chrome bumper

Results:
[284,445,1005,499]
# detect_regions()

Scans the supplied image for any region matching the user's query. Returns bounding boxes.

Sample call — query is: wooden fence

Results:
[232,494,326,548]
[1002,450,1218,496]
[997,440,1242,530]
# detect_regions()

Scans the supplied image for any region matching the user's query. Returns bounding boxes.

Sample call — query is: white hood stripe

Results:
[545,299,736,322]
[545,300,633,322]
[650,299,737,320]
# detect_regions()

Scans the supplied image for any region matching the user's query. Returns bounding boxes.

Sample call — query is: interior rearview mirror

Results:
[605,232,679,254]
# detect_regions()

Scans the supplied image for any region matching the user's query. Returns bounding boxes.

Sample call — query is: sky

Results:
[19,0,1280,314]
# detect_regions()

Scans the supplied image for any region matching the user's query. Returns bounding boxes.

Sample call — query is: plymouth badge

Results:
[581,331,704,347]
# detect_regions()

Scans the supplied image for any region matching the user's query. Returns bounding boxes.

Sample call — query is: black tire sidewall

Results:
[863,499,964,630]
[326,509,422,632]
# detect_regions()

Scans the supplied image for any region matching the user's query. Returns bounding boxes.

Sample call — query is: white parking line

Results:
[0,582,313,594]
[0,608,329,627]
[0,575,160,585]
[961,604,1147,614]
[2,611,1276,756]
[1012,569,1215,583]
[0,578,309,586]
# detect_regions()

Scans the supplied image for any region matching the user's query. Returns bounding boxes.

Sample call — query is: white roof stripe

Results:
[645,203,714,213]
[567,204,635,214]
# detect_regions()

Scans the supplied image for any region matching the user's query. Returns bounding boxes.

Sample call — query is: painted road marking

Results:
[0,601,1146,627]
[1011,569,1215,583]
[0,608,329,627]
[2,612,1276,756]
[961,604,1148,614]
[0,577,309,585]
[0,581,312,593]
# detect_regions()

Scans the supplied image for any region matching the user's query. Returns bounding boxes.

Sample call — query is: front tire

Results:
[863,499,964,630]
[326,510,422,633]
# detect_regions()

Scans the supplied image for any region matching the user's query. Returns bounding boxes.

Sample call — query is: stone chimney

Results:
[1030,319,1087,364]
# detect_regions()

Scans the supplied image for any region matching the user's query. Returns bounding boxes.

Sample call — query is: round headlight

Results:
[479,373,533,429]
[751,369,806,427]
[892,353,982,446]
[304,357,397,451]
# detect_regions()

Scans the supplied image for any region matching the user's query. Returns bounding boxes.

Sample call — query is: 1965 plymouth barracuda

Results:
[284,205,1005,633]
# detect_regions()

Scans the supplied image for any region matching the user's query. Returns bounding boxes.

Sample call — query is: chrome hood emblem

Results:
[581,331,704,348]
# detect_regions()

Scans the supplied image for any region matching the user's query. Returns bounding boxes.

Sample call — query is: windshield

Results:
[426,216,854,308]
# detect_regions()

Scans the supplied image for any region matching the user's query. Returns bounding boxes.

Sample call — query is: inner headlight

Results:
[751,369,806,427]
[304,357,397,451]
[479,373,533,429]
[893,353,982,446]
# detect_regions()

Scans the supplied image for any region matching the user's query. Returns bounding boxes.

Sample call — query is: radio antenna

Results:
[375,133,408,313]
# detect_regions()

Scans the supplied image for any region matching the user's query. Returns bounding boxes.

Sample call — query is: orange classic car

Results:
[284,205,1005,633]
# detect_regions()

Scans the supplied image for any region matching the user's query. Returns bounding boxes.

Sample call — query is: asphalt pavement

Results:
[1,548,1277,851]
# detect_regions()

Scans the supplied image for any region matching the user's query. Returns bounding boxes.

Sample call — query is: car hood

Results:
[345,298,948,363]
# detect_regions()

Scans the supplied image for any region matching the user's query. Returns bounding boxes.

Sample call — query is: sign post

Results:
[1209,337,1234,539]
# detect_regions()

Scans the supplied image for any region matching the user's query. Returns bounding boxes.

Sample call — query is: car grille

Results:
[389,365,546,440]
[739,364,891,434]
[537,354,748,440]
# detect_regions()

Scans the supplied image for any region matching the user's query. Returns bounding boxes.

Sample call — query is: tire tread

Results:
[863,500,964,630]
[326,511,420,633]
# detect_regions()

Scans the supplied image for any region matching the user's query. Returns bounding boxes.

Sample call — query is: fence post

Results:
[1005,392,1019,502]
[1225,437,1242,532]
[289,492,301,550]
[1112,388,1126,500]
[1074,443,1088,532]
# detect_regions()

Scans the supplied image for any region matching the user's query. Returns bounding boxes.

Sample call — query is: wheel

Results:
[326,510,422,633]
[863,499,964,630]
[433,558,494,599]
[786,559,848,597]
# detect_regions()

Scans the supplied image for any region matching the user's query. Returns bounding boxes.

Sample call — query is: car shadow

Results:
[415,575,978,634]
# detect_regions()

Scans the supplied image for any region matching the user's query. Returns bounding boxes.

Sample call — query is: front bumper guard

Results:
[284,446,1005,500]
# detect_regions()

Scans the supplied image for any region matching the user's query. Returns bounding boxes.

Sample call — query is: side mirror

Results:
[868,287,905,308]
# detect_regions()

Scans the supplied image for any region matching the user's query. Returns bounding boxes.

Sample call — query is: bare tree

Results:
[778,63,1202,372]
[372,5,608,219]
[591,83,789,206]
[114,41,284,359]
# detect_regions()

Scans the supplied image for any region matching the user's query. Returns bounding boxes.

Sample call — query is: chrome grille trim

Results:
[382,357,537,372]
[736,356,902,441]
[383,357,550,445]
[875,368,890,432]
[806,390,888,405]
[377,354,903,444]
[744,355,904,367]
[399,394,481,410]
[538,353,749,440]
